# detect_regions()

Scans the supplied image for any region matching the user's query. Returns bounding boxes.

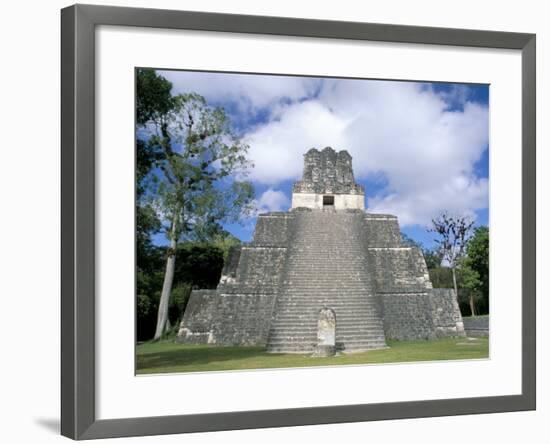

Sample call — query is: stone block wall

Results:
[462,315,489,336]
[380,289,465,340]
[176,290,217,344]
[178,208,465,348]
[380,292,436,340]
[364,214,402,247]
[368,247,431,292]
[211,293,276,345]
[429,288,465,337]
[178,212,289,346]
[177,291,276,346]
[252,213,292,246]
[219,246,287,294]
[364,214,463,340]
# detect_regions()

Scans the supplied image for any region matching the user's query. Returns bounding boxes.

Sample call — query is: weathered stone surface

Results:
[211,293,276,345]
[177,148,465,351]
[176,290,217,344]
[266,210,386,353]
[429,288,465,337]
[291,147,365,210]
[293,147,364,195]
[314,307,336,356]
[218,245,241,286]
[462,315,489,336]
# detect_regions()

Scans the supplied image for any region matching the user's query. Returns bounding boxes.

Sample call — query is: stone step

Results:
[284,263,369,268]
[271,324,384,333]
[274,297,380,304]
[274,298,379,304]
[273,311,383,318]
[276,289,377,295]
[269,325,384,333]
[274,313,382,321]
[277,288,375,292]
[267,341,387,353]
[270,336,388,346]
[265,211,387,353]
[274,301,379,306]
[274,308,381,315]
[273,313,383,320]
[279,282,373,286]
[268,334,385,343]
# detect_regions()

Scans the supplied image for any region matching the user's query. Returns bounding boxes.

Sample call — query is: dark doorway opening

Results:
[323,195,334,207]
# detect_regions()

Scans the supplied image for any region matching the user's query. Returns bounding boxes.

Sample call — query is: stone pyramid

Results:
[177,147,464,353]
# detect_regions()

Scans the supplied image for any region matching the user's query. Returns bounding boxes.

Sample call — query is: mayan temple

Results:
[177,147,465,353]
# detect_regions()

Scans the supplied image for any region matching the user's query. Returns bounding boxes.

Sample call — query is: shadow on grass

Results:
[137,345,266,370]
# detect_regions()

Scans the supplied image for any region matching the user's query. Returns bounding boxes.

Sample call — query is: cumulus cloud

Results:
[158,70,319,117]
[245,100,349,183]
[253,189,290,214]
[158,70,489,227]
[243,79,489,227]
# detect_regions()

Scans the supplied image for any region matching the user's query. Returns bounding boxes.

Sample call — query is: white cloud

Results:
[245,100,349,183]
[254,189,290,214]
[243,79,489,226]
[158,70,318,115]
[158,70,489,227]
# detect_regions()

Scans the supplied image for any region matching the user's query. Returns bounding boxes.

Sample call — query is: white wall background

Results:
[0,0,546,443]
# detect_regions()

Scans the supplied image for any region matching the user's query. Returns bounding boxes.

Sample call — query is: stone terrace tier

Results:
[177,208,465,350]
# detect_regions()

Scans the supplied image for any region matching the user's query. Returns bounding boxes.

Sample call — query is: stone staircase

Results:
[266,210,387,353]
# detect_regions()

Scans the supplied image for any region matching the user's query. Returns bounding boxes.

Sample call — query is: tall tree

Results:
[137,74,255,340]
[429,212,474,301]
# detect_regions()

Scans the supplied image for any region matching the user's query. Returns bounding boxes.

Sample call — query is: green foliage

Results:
[458,226,489,315]
[148,91,255,242]
[174,243,225,290]
[136,267,164,341]
[135,70,255,339]
[423,248,443,269]
[465,226,489,312]
[428,267,454,288]
[136,68,174,125]
[427,225,489,316]
[171,283,193,313]
[210,232,242,261]
[136,242,229,341]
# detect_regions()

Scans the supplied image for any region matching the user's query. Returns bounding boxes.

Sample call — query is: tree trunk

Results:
[451,266,459,301]
[153,214,178,340]
[469,294,477,317]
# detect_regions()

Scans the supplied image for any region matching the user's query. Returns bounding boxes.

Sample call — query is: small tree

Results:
[429,212,474,301]
[457,257,482,316]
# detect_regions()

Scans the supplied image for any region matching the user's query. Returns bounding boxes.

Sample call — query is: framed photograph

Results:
[61,4,536,440]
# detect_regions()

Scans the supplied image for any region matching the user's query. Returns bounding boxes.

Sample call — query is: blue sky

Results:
[151,70,489,249]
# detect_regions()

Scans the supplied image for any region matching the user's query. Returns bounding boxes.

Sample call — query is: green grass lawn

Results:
[136,336,489,375]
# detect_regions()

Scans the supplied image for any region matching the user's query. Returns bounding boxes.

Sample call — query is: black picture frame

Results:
[61,4,536,440]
